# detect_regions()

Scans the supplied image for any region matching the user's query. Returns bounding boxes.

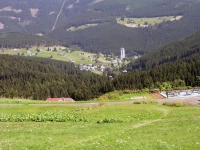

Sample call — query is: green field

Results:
[66,24,98,32]
[0,98,199,150]
[3,47,97,65]
[117,16,182,27]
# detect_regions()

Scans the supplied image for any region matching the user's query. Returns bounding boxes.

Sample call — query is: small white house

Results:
[12,48,19,51]
[60,47,66,50]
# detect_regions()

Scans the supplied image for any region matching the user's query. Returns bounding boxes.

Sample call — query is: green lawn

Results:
[0,103,199,149]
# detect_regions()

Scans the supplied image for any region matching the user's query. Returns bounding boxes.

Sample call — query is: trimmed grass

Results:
[0,104,199,149]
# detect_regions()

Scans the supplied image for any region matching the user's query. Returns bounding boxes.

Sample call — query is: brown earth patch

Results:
[150,93,165,99]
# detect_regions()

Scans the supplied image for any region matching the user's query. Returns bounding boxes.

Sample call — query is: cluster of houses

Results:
[78,64,107,72]
[26,50,36,56]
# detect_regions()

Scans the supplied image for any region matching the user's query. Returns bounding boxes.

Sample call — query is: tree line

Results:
[1,53,200,100]
[113,59,200,91]
[0,54,114,100]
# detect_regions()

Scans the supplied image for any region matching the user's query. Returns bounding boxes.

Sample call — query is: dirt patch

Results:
[157,97,200,105]
[49,11,55,15]
[151,93,165,99]
[125,24,149,28]
[176,16,183,20]
[30,8,39,18]
[67,4,73,9]
[35,33,43,36]
[0,7,22,13]
[125,24,138,28]
[0,22,4,29]
[89,0,104,5]
[170,16,183,21]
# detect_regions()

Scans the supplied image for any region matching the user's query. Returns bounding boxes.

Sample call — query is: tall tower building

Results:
[120,48,125,59]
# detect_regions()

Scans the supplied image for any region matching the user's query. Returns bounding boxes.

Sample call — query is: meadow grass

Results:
[3,48,99,65]
[0,98,78,104]
[66,24,98,32]
[117,16,177,26]
[0,103,199,149]
[97,91,155,102]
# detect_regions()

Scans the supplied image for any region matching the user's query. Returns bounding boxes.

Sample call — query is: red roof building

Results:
[46,97,74,102]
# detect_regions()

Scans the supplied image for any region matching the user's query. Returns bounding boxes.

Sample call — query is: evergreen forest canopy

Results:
[127,30,200,71]
[0,32,59,48]
[0,0,200,55]
[1,30,200,100]
[1,52,200,101]
[0,54,114,100]
[113,59,200,91]
[1,0,200,100]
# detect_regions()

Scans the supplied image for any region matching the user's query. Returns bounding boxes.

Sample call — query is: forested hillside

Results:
[113,59,200,90]
[1,0,200,55]
[127,30,200,71]
[0,54,114,100]
[48,1,200,55]
[0,32,59,48]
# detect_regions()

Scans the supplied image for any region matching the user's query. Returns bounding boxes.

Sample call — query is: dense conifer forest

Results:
[1,0,200,55]
[127,30,200,71]
[48,1,200,55]
[1,0,200,100]
[113,59,200,91]
[0,55,114,100]
[0,32,59,48]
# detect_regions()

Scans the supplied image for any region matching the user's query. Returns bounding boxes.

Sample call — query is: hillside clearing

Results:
[30,8,39,18]
[0,22,4,29]
[0,7,22,13]
[117,16,183,28]
[66,24,98,32]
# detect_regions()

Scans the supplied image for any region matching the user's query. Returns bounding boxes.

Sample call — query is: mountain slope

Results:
[48,0,200,55]
[127,30,200,71]
[1,0,200,55]
[0,54,114,100]
[0,32,59,48]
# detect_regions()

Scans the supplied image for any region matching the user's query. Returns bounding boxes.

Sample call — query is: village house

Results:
[12,48,19,51]
[70,59,75,62]
[60,47,66,50]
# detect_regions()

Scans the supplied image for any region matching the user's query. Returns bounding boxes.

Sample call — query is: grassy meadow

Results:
[0,98,200,150]
[2,47,97,65]
[66,24,98,32]
[117,16,182,27]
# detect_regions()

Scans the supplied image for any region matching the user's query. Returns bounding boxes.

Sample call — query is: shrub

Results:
[162,102,188,107]
[133,100,157,104]
[98,102,107,107]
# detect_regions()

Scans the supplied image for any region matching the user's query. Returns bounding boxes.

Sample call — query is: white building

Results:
[120,48,125,59]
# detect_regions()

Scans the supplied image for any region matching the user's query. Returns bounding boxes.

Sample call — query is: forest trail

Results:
[52,0,66,31]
